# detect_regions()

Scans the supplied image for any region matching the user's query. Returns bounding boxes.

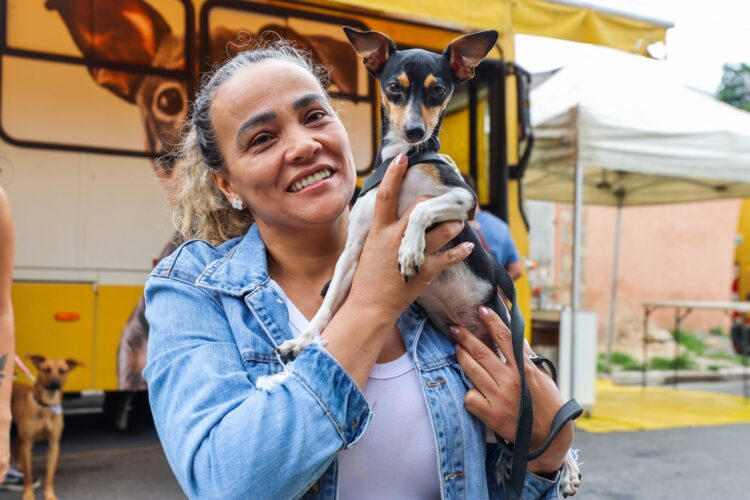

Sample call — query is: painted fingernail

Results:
[395,153,407,165]
[455,344,462,352]
[465,242,474,252]
[478,306,489,316]
[449,325,460,337]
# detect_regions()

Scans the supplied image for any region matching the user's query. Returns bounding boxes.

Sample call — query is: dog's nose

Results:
[46,380,61,391]
[405,125,425,142]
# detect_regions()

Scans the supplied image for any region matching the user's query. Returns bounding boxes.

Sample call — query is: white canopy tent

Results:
[523,48,750,372]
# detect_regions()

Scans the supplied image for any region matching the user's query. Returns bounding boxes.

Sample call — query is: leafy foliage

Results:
[671,330,706,355]
[597,352,642,372]
[717,63,750,111]
[648,354,695,371]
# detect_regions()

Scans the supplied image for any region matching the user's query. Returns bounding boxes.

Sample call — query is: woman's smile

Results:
[287,165,334,193]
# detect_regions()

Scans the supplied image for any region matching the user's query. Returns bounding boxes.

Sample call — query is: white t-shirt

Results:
[275,282,441,499]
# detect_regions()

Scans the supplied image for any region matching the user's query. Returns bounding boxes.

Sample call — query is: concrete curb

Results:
[606,367,750,385]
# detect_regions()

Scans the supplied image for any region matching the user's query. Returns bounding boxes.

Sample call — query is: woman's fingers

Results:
[478,306,517,369]
[464,388,494,422]
[372,153,408,228]
[451,322,510,384]
[424,220,464,255]
[453,327,500,396]
[417,241,474,281]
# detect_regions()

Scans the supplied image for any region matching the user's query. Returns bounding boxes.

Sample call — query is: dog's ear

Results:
[443,30,499,83]
[343,27,396,76]
[46,0,173,103]
[65,359,84,371]
[27,355,46,369]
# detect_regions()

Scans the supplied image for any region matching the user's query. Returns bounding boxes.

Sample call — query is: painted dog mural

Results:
[47,0,361,389]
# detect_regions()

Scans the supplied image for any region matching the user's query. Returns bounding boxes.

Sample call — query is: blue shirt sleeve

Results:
[475,211,520,267]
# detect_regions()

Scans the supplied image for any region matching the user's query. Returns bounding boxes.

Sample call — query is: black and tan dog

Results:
[11,355,81,500]
[278,28,582,497]
[279,28,504,352]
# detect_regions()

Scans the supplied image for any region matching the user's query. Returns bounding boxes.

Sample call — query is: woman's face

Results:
[211,59,356,232]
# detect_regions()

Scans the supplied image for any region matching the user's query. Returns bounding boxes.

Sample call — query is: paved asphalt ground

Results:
[0,382,746,499]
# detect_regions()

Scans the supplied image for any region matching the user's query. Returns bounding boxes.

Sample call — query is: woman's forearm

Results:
[321,297,397,388]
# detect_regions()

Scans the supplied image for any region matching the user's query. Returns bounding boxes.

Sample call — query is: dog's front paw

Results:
[277,338,309,357]
[45,492,58,500]
[560,453,581,497]
[398,231,426,282]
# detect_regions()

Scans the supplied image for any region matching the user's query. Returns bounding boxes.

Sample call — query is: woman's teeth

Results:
[288,169,332,193]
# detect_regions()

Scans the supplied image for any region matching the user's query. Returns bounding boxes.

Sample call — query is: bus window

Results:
[1,0,191,158]
[440,61,504,212]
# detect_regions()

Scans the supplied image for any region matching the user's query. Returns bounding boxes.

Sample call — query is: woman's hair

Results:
[172,38,330,245]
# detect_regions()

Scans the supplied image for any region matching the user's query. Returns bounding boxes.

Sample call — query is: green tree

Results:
[717,63,750,111]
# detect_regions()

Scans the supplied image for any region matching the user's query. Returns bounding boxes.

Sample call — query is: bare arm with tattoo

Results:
[0,187,15,481]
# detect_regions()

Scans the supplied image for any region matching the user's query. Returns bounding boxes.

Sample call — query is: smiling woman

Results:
[143,38,572,500]
[172,40,340,246]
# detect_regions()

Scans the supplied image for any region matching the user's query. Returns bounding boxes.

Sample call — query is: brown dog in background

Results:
[11,355,81,500]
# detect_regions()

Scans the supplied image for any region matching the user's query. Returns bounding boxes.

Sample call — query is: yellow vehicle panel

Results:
[12,282,95,391]
[94,286,144,391]
[735,199,750,302]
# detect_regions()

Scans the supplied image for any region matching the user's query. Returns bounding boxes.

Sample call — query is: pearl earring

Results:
[230,197,244,210]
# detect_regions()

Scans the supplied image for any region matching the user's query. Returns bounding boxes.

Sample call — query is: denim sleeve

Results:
[142,276,372,499]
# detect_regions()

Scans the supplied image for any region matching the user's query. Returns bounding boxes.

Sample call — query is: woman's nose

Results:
[284,128,322,163]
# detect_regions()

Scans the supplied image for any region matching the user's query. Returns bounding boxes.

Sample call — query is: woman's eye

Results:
[250,134,272,147]
[386,82,402,94]
[431,85,446,96]
[306,110,327,123]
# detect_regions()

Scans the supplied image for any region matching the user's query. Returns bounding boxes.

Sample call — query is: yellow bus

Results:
[1,0,668,425]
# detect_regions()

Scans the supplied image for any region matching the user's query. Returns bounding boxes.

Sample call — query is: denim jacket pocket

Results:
[241,350,284,386]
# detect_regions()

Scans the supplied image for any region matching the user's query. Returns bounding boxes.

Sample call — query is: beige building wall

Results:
[583,200,740,335]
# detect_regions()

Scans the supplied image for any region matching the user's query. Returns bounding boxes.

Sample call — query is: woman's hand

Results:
[347,153,474,320]
[451,306,574,474]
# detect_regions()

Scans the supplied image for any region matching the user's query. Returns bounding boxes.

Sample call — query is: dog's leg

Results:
[560,451,582,497]
[277,192,377,356]
[44,432,61,500]
[398,187,475,279]
[19,438,34,500]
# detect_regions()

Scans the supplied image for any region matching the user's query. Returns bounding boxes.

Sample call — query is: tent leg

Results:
[605,199,624,373]
[570,161,584,399]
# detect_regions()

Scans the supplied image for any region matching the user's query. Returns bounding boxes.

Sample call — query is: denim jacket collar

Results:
[196,224,269,297]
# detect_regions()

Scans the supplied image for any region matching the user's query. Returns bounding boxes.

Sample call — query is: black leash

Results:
[494,263,583,499]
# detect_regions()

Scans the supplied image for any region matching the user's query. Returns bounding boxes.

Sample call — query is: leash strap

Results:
[358,150,451,199]
[529,354,558,385]
[493,263,583,499]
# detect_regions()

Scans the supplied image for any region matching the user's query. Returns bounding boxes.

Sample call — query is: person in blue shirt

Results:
[463,174,524,281]
[143,41,575,499]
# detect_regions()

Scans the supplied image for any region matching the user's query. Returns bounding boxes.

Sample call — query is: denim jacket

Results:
[143,224,565,499]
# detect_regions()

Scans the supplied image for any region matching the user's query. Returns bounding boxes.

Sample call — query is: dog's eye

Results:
[386,82,402,94]
[431,84,446,97]
[155,87,184,116]
[43,368,52,374]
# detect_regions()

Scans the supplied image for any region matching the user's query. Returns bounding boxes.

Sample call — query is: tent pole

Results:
[605,196,624,373]
[570,160,584,399]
